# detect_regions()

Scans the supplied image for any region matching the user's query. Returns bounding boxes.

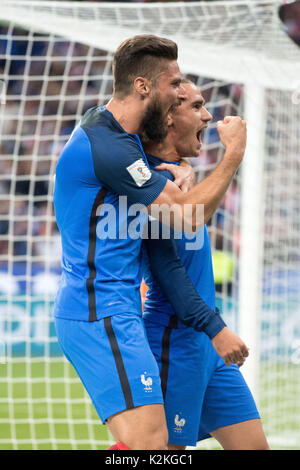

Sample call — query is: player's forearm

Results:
[182,150,238,223]
[149,156,237,234]
[169,149,239,232]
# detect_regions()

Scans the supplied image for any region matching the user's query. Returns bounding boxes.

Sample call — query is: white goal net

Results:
[0,0,299,450]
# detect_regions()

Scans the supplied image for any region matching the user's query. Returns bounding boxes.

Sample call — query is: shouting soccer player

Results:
[142,79,270,450]
[53,35,249,450]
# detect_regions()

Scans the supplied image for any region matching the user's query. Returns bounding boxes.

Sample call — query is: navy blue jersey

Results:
[53,106,167,321]
[142,155,225,338]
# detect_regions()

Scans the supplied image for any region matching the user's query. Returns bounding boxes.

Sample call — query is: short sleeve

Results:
[83,125,167,207]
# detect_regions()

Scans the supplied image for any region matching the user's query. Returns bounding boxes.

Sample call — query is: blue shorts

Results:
[144,316,260,447]
[55,314,164,423]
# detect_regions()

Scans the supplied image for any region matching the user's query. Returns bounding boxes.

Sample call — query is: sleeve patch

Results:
[126,159,152,187]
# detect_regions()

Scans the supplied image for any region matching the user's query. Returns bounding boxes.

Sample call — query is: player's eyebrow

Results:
[171,78,182,87]
[192,98,205,107]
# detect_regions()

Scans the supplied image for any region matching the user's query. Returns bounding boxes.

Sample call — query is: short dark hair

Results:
[112,34,178,97]
[181,77,195,86]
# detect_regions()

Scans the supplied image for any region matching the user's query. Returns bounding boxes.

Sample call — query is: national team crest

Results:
[174,414,186,433]
[140,372,153,392]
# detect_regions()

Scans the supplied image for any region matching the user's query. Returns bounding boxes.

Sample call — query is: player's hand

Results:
[211,327,249,367]
[155,161,195,193]
[216,116,247,164]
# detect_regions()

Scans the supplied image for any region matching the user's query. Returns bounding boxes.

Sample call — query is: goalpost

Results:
[0,0,299,450]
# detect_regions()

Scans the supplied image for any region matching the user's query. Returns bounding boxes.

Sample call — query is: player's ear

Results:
[167,113,174,127]
[134,76,151,99]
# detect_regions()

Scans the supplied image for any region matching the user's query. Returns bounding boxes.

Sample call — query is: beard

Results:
[139,95,169,145]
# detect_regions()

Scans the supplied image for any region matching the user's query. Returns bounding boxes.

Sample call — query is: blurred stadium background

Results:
[0,0,300,450]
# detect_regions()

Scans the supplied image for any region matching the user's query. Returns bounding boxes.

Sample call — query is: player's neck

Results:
[106,96,144,134]
[144,138,180,163]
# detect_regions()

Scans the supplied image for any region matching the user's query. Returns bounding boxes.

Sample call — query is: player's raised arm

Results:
[148,115,246,232]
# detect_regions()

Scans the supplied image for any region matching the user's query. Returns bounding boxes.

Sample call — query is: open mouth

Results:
[196,126,207,145]
[196,128,203,144]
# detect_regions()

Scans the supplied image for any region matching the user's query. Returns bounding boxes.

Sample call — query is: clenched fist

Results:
[217,116,247,165]
[212,327,249,367]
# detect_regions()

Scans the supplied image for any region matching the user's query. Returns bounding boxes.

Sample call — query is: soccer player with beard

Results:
[142,80,269,450]
[53,35,248,450]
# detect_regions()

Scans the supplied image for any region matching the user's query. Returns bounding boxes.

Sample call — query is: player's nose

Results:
[202,106,213,123]
[178,83,187,100]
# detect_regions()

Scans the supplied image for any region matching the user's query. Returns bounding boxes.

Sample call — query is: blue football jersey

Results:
[53,106,167,322]
[142,155,216,328]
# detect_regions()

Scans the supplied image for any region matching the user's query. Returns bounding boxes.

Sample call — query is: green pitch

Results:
[0,358,299,450]
[0,359,111,450]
